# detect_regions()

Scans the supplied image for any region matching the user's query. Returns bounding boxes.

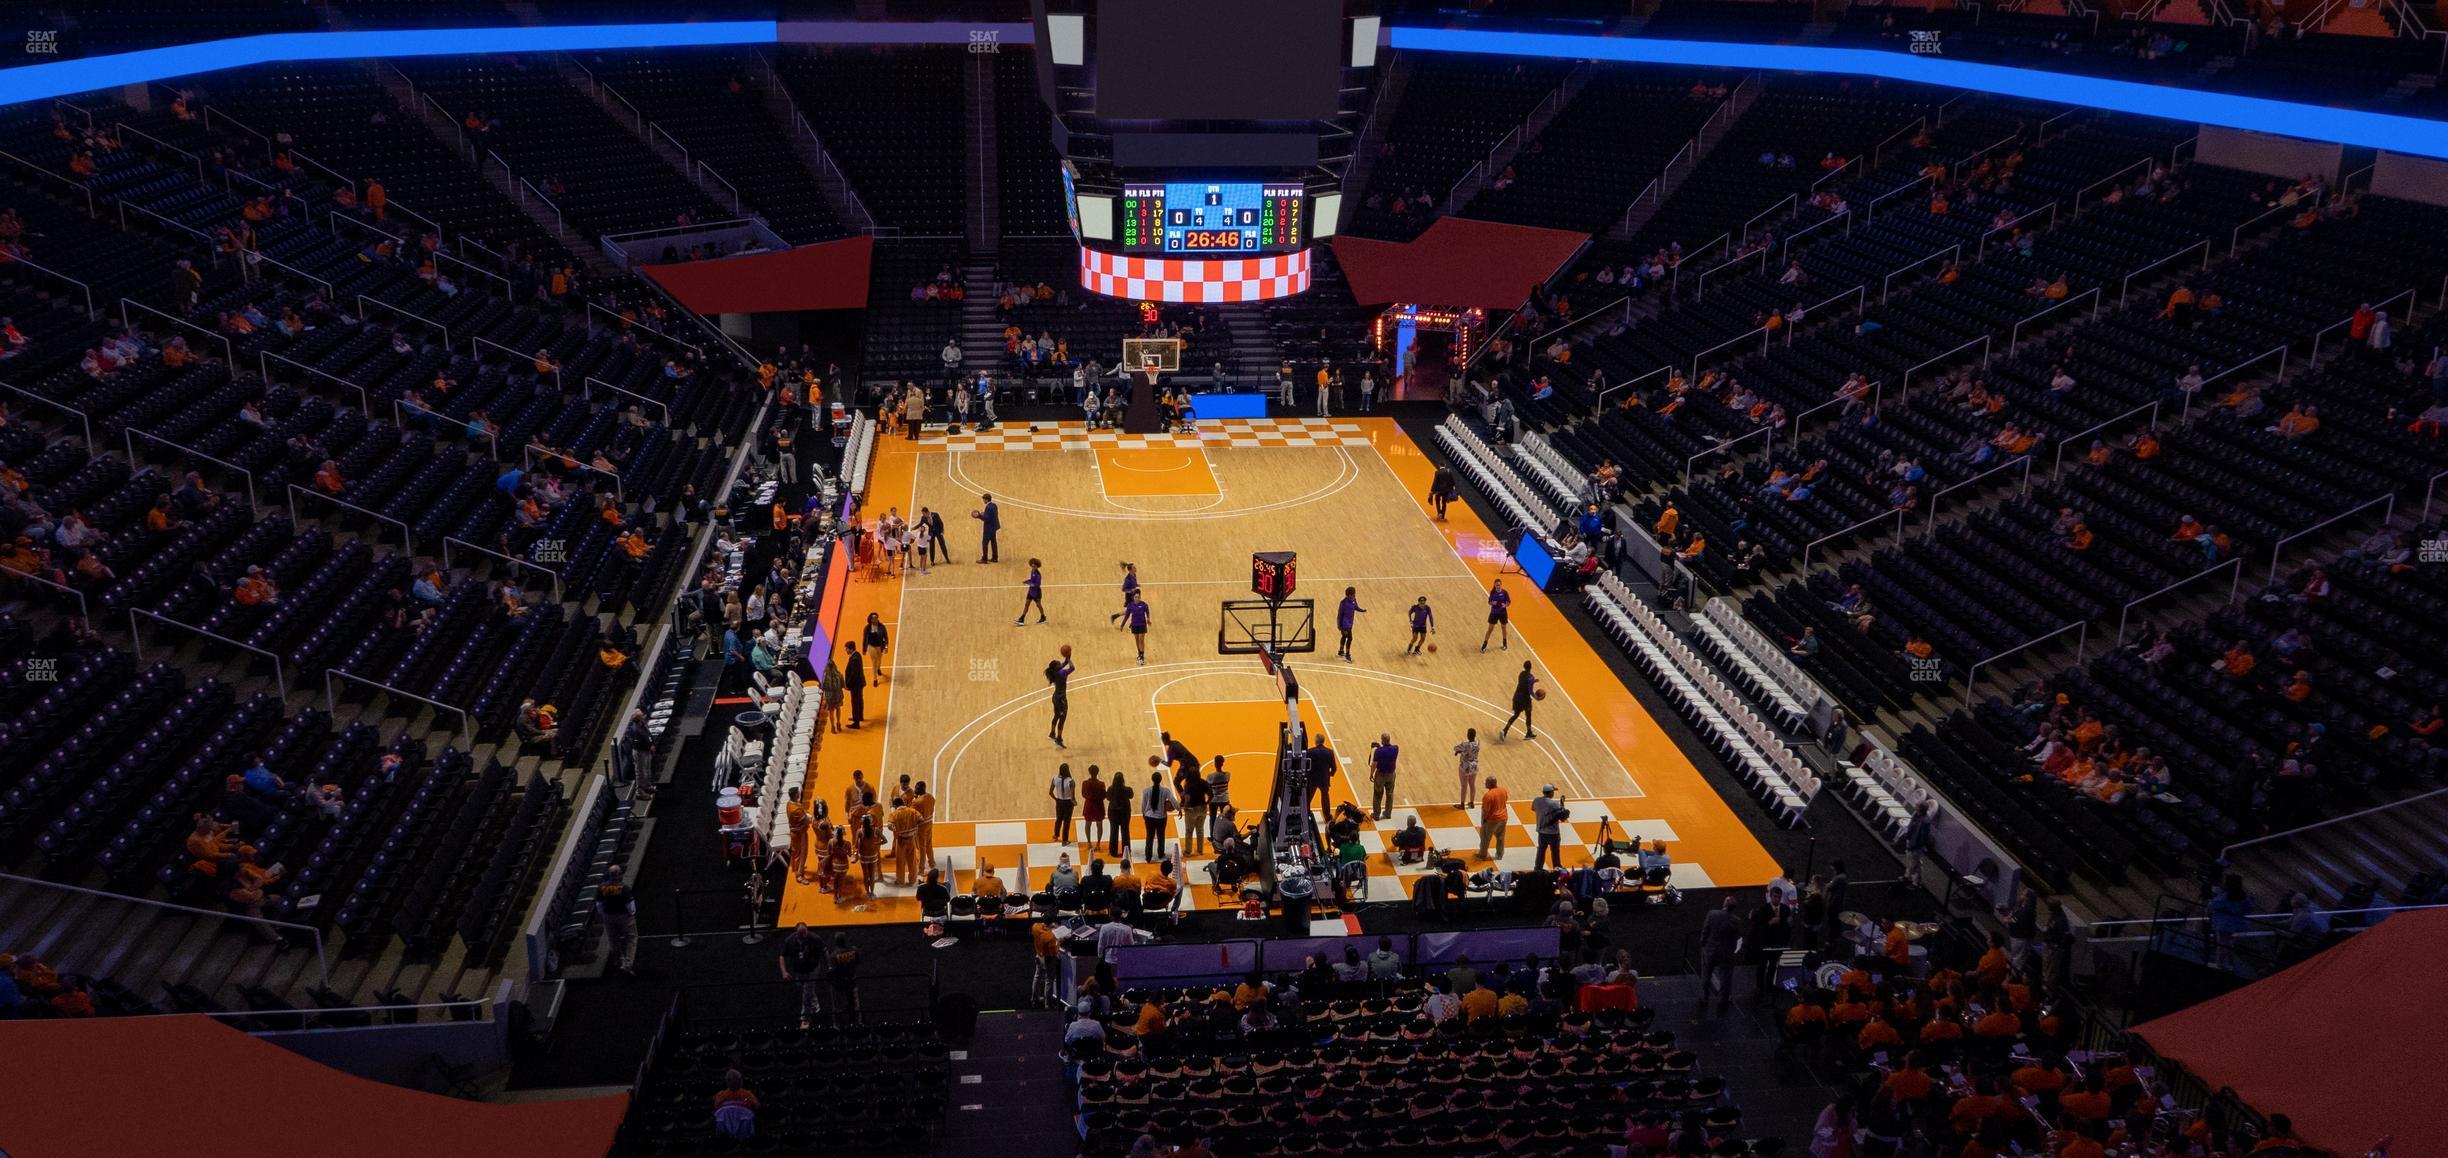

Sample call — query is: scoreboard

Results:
[1119,181,1305,254]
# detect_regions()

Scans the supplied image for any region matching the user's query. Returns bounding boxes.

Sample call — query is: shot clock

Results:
[1251,551,1298,601]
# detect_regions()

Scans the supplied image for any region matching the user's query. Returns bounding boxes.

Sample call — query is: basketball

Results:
[1061,644,1073,658]
[1533,688,1547,701]
[1427,643,1438,653]
[1148,754,1163,768]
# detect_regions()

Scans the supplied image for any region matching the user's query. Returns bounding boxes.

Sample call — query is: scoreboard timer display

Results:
[1251,550,1298,601]
[1120,181,1305,254]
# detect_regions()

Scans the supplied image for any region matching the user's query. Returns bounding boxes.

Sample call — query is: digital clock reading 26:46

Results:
[1177,229,1249,250]
[1252,550,1298,601]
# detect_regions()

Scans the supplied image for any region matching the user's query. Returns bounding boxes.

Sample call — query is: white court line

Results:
[892,571,1481,594]
[943,444,1362,521]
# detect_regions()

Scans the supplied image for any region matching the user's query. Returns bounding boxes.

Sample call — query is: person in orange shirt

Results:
[1132,998,1169,1038]
[1919,1015,1964,1046]
[2132,431,2160,459]
[2056,1125,2107,1158]
[1976,933,2012,983]
[1829,997,1874,1030]
[1784,1000,1829,1034]
[1881,1053,1935,1103]
[1902,636,1935,661]
[1857,1016,1902,1052]
[2281,670,2313,703]
[2085,440,2111,466]
[1949,1076,2009,1137]
[313,459,345,495]
[1654,505,1680,540]
[67,151,96,178]
[2013,1059,2068,1097]
[2273,404,2320,440]
[2059,1072,2113,1121]
[1973,1004,2022,1038]
[233,566,277,606]
[1885,921,1913,967]
[1461,981,1501,1021]
[2221,640,2257,679]
[2064,521,2094,551]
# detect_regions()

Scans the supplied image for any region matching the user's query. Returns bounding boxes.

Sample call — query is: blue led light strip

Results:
[1388,27,2448,161]
[0,22,780,104]
[4,20,2444,161]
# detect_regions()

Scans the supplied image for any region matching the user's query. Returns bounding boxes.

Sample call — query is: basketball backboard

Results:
[1122,336,1182,374]
[1217,597,1316,657]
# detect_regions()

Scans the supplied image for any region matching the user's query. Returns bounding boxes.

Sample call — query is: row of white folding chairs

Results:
[1699,597,1825,720]
[1509,434,1583,513]
[1689,613,1810,733]
[1436,420,1557,534]
[841,413,877,493]
[1583,586,1812,827]
[1616,591,1821,813]
[1844,740,1937,842]
[761,678,820,855]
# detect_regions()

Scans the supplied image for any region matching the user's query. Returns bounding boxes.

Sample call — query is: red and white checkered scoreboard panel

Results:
[1079,247,1312,303]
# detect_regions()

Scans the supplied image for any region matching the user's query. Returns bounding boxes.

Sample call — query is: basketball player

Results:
[1481,578,1513,651]
[1122,590,1152,665]
[1499,660,1540,741]
[1109,562,1140,628]
[1335,586,1366,662]
[1406,595,1436,655]
[1046,646,1074,747]
[1015,558,1045,626]
[1452,728,1480,809]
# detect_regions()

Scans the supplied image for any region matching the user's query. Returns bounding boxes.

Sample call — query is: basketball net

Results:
[1142,355,1162,390]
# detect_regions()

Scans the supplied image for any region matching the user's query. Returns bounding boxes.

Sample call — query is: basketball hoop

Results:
[1142,354,1163,389]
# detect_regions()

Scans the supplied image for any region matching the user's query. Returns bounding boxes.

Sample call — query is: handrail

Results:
[129,423,258,504]
[2425,465,2448,522]
[0,556,87,619]
[1800,508,1907,571]
[2266,494,2394,587]
[1952,132,2020,182]
[1778,209,1853,265]
[1882,243,1958,303]
[2073,156,2153,215]
[2035,107,2081,143]
[698,162,743,216]
[326,668,472,740]
[2011,286,2102,350]
[1787,377,1881,441]
[129,606,288,699]
[1594,364,1670,415]
[650,123,690,170]
[329,208,404,248]
[0,380,92,445]
[2119,239,2212,308]
[1961,619,2089,710]
[114,120,198,167]
[202,103,272,153]
[2228,200,2295,256]
[287,147,358,197]
[519,177,563,231]
[2052,399,2160,478]
[1811,156,1859,191]
[2308,286,2416,365]
[241,249,334,299]
[442,535,564,604]
[1865,173,1931,224]
[117,197,211,245]
[1976,201,2056,257]
[358,295,451,349]
[2183,344,2287,418]
[524,443,625,504]
[1685,424,1772,481]
[1898,333,1992,396]
[52,98,95,131]
[1792,284,1867,335]
[1870,117,1925,169]
[0,147,96,216]
[2114,556,2242,647]
[587,302,704,357]
[287,482,414,554]
[1693,246,1771,301]
[260,350,372,417]
[472,333,559,393]
[2220,785,2448,861]
[424,92,468,155]
[120,298,234,368]
[583,375,673,426]
[432,248,516,299]
[0,871,327,990]
[2339,163,2375,193]
[1742,194,1798,242]
[1691,324,1772,379]
[2,251,97,319]
[1924,452,2034,531]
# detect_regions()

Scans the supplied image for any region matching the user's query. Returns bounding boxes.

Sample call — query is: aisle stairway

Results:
[933,1010,1076,1158]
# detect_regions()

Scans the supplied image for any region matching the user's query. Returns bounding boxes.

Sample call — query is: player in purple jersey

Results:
[1335,586,1367,662]
[1481,579,1513,651]
[1123,591,1152,664]
[1406,596,1436,655]
[1016,558,1046,626]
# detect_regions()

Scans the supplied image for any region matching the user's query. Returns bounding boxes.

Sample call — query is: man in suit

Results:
[922,507,949,566]
[842,641,869,728]
[974,493,1001,563]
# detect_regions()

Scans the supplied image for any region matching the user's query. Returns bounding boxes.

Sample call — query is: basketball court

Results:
[779,412,1780,925]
